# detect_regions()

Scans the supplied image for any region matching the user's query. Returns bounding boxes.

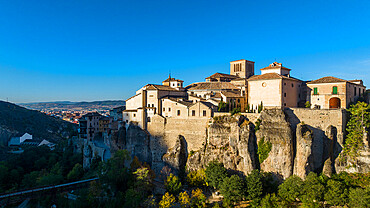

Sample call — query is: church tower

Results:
[230,59,255,79]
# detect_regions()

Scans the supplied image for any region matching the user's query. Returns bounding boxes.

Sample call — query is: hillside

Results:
[20,100,126,111]
[0,101,77,145]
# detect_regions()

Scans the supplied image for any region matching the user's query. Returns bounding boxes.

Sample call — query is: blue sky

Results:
[0,0,369,103]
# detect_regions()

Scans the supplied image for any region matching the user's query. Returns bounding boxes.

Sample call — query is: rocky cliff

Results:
[82,108,370,179]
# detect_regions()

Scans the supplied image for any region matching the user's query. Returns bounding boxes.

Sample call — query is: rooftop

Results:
[186,82,239,91]
[260,62,291,71]
[144,84,182,91]
[248,73,301,82]
[307,76,348,84]
[206,72,239,80]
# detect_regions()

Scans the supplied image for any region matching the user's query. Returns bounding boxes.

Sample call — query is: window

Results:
[178,83,180,86]
[284,93,286,97]
[284,103,286,106]
[237,99,240,103]
[332,86,338,94]
[284,83,286,86]
[192,110,195,116]
[292,84,294,87]
[126,120,128,123]
[163,108,165,112]
[169,108,171,112]
[203,110,207,117]
[177,110,180,116]
[133,114,136,117]
[313,87,318,95]
[354,87,357,96]
[147,117,151,122]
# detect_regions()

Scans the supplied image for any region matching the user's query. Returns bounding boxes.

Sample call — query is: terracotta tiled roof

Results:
[260,62,291,71]
[221,91,243,98]
[163,77,184,82]
[165,98,193,107]
[307,76,347,84]
[248,73,302,82]
[186,82,239,91]
[145,84,180,91]
[205,73,239,79]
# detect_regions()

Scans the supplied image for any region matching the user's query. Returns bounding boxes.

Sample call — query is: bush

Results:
[324,179,348,206]
[67,163,84,181]
[205,161,228,189]
[305,101,311,108]
[278,175,303,203]
[257,137,272,164]
[220,175,245,205]
[179,191,190,208]
[165,174,182,195]
[348,187,370,208]
[245,170,263,200]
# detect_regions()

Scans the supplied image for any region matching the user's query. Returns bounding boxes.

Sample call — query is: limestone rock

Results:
[162,135,188,174]
[256,109,294,180]
[293,123,314,178]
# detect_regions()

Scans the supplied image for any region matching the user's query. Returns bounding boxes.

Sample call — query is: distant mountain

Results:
[0,101,77,146]
[19,100,126,111]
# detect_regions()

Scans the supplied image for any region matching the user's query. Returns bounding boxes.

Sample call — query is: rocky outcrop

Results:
[186,115,258,175]
[162,135,188,174]
[293,123,314,178]
[256,109,294,180]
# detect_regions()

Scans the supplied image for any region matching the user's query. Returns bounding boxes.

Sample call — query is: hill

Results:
[0,101,77,146]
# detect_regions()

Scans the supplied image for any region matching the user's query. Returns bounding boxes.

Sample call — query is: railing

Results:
[0,177,99,200]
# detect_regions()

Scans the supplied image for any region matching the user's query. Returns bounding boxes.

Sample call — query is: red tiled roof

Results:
[307,76,347,84]
[205,72,239,79]
[145,84,180,91]
[186,82,239,91]
[247,73,302,82]
[163,77,184,82]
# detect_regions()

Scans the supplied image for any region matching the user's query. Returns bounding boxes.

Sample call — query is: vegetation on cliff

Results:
[341,101,370,161]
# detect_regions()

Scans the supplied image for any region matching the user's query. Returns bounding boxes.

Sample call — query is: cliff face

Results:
[186,115,258,175]
[81,108,370,178]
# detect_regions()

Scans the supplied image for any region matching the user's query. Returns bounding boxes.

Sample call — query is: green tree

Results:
[67,163,84,181]
[324,179,348,206]
[100,150,131,194]
[245,169,263,200]
[300,172,325,208]
[342,102,370,161]
[260,193,281,208]
[220,175,245,205]
[165,173,182,195]
[348,187,370,208]
[278,175,303,204]
[205,161,228,189]
[258,101,263,113]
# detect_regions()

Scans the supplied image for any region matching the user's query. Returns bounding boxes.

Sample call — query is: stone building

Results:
[247,62,304,110]
[307,77,366,109]
[78,112,103,140]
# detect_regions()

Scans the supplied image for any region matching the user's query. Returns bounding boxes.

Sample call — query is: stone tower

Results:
[230,59,255,79]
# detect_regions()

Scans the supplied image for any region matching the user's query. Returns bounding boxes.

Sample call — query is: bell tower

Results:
[230,59,255,79]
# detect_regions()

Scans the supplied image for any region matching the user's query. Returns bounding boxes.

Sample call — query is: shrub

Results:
[165,174,182,195]
[205,161,228,189]
[254,119,262,132]
[178,191,190,208]
[220,175,245,205]
[278,175,303,204]
[67,163,84,181]
[305,101,311,108]
[257,137,272,164]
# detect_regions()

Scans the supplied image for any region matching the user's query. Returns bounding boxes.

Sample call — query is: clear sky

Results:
[0,0,369,103]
